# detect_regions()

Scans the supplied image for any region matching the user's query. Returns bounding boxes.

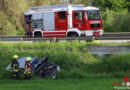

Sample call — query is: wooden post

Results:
[21,38,23,42]
[53,37,56,42]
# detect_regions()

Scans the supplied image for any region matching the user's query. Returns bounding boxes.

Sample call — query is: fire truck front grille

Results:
[90,24,100,28]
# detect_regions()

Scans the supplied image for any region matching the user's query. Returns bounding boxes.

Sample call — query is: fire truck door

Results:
[55,11,68,31]
[73,11,86,30]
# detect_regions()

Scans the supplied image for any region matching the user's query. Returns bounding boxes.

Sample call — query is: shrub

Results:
[102,10,130,32]
[17,26,24,35]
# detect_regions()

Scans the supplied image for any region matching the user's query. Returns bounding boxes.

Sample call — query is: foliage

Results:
[0,11,7,35]
[0,11,17,35]
[0,0,27,35]
[0,42,130,79]
[92,0,129,12]
[17,26,24,35]
[102,10,130,32]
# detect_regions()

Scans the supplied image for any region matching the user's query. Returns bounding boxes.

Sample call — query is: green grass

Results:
[0,41,130,50]
[0,78,123,90]
[0,42,130,79]
[0,42,130,89]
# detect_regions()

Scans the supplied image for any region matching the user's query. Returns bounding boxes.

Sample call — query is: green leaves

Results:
[102,10,130,32]
[91,0,129,12]
[110,0,126,12]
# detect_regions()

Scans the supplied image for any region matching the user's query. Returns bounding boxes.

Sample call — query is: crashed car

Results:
[34,55,60,79]
[6,55,60,79]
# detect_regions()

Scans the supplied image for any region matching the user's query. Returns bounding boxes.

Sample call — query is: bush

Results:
[0,12,17,35]
[17,26,24,35]
[94,54,130,73]
[102,10,130,32]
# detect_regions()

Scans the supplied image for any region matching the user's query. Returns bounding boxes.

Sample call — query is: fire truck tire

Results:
[34,32,42,38]
[67,32,79,37]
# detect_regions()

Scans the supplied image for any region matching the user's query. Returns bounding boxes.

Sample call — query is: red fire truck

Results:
[24,4,103,37]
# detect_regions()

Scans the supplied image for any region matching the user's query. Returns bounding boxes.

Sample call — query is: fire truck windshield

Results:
[86,10,101,20]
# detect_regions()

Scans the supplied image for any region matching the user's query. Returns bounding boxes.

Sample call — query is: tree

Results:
[110,0,126,12]
[4,0,28,29]
[92,0,129,12]
[126,0,130,12]
[0,0,5,10]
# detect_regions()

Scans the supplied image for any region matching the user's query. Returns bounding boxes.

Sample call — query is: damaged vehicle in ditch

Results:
[6,55,60,79]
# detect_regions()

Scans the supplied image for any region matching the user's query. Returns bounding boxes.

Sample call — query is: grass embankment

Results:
[0,41,130,79]
[0,41,130,89]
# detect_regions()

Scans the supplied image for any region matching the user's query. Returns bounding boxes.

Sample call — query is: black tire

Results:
[34,32,42,38]
[67,32,79,37]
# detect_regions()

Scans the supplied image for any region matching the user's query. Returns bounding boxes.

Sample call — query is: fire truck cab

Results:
[24,4,103,37]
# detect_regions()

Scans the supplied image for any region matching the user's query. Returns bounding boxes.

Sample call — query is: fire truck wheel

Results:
[34,32,42,38]
[67,32,79,37]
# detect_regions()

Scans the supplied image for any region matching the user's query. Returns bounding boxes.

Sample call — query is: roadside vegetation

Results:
[0,41,130,49]
[102,10,130,32]
[0,41,130,79]
[0,42,130,89]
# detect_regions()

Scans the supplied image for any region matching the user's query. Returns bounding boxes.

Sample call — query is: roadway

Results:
[0,32,130,42]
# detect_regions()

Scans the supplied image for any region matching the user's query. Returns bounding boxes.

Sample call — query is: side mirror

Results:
[79,12,83,20]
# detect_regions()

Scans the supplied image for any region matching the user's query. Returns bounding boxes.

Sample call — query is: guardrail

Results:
[0,36,130,42]
[0,32,130,42]
[0,36,96,42]
[23,37,95,42]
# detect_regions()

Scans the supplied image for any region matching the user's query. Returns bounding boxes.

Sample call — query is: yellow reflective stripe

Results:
[13,74,16,76]
[24,72,31,74]
[13,64,19,66]
[28,72,31,74]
